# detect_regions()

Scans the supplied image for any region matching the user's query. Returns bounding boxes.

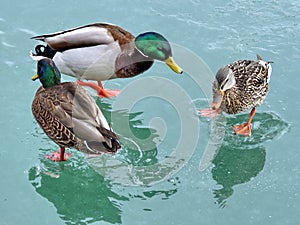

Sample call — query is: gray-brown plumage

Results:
[201,54,272,136]
[32,58,121,161]
[215,54,271,114]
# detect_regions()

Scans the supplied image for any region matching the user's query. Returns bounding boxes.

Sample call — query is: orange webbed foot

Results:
[77,80,120,98]
[45,151,72,161]
[232,123,252,136]
[98,88,121,98]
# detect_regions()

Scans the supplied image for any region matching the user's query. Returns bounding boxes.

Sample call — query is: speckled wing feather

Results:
[32,82,119,154]
[222,59,269,114]
[32,86,77,148]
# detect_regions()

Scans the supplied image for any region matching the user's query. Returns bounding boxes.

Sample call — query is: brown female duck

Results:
[201,54,272,136]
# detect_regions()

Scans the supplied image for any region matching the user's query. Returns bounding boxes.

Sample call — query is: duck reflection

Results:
[28,155,128,224]
[28,98,181,224]
[211,112,289,208]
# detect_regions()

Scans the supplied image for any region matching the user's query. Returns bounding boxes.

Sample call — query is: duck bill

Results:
[165,56,183,74]
[32,74,39,81]
[211,90,224,110]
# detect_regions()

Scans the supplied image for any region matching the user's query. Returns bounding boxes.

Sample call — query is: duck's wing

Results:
[32,23,135,51]
[32,86,77,148]
[229,59,267,83]
[36,82,120,153]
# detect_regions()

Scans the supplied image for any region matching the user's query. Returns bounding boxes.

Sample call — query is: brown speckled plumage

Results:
[214,55,271,114]
[32,82,120,154]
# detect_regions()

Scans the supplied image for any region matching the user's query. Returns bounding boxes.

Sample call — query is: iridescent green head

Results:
[32,58,61,88]
[135,32,183,74]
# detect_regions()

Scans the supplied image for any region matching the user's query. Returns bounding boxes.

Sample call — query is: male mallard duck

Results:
[200,54,272,136]
[32,58,121,161]
[31,23,183,98]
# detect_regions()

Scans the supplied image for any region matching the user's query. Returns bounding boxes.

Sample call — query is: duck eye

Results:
[220,78,229,90]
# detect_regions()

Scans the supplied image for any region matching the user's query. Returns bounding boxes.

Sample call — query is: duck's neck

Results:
[115,48,154,78]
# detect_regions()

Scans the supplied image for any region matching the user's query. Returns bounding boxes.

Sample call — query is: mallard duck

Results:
[32,58,121,161]
[200,54,272,136]
[31,23,183,98]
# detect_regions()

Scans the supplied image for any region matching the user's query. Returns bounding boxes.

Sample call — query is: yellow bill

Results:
[165,56,183,74]
[32,74,39,81]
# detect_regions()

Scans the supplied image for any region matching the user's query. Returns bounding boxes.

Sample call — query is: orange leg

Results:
[77,80,121,98]
[45,147,72,161]
[233,108,256,136]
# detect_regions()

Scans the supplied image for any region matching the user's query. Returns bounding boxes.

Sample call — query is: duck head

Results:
[32,58,61,88]
[135,32,183,74]
[211,66,236,110]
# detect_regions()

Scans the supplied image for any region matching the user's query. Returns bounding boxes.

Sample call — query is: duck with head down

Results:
[32,58,121,161]
[200,54,272,136]
[31,23,183,98]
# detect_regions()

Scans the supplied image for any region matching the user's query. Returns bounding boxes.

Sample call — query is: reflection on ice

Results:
[211,112,289,207]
